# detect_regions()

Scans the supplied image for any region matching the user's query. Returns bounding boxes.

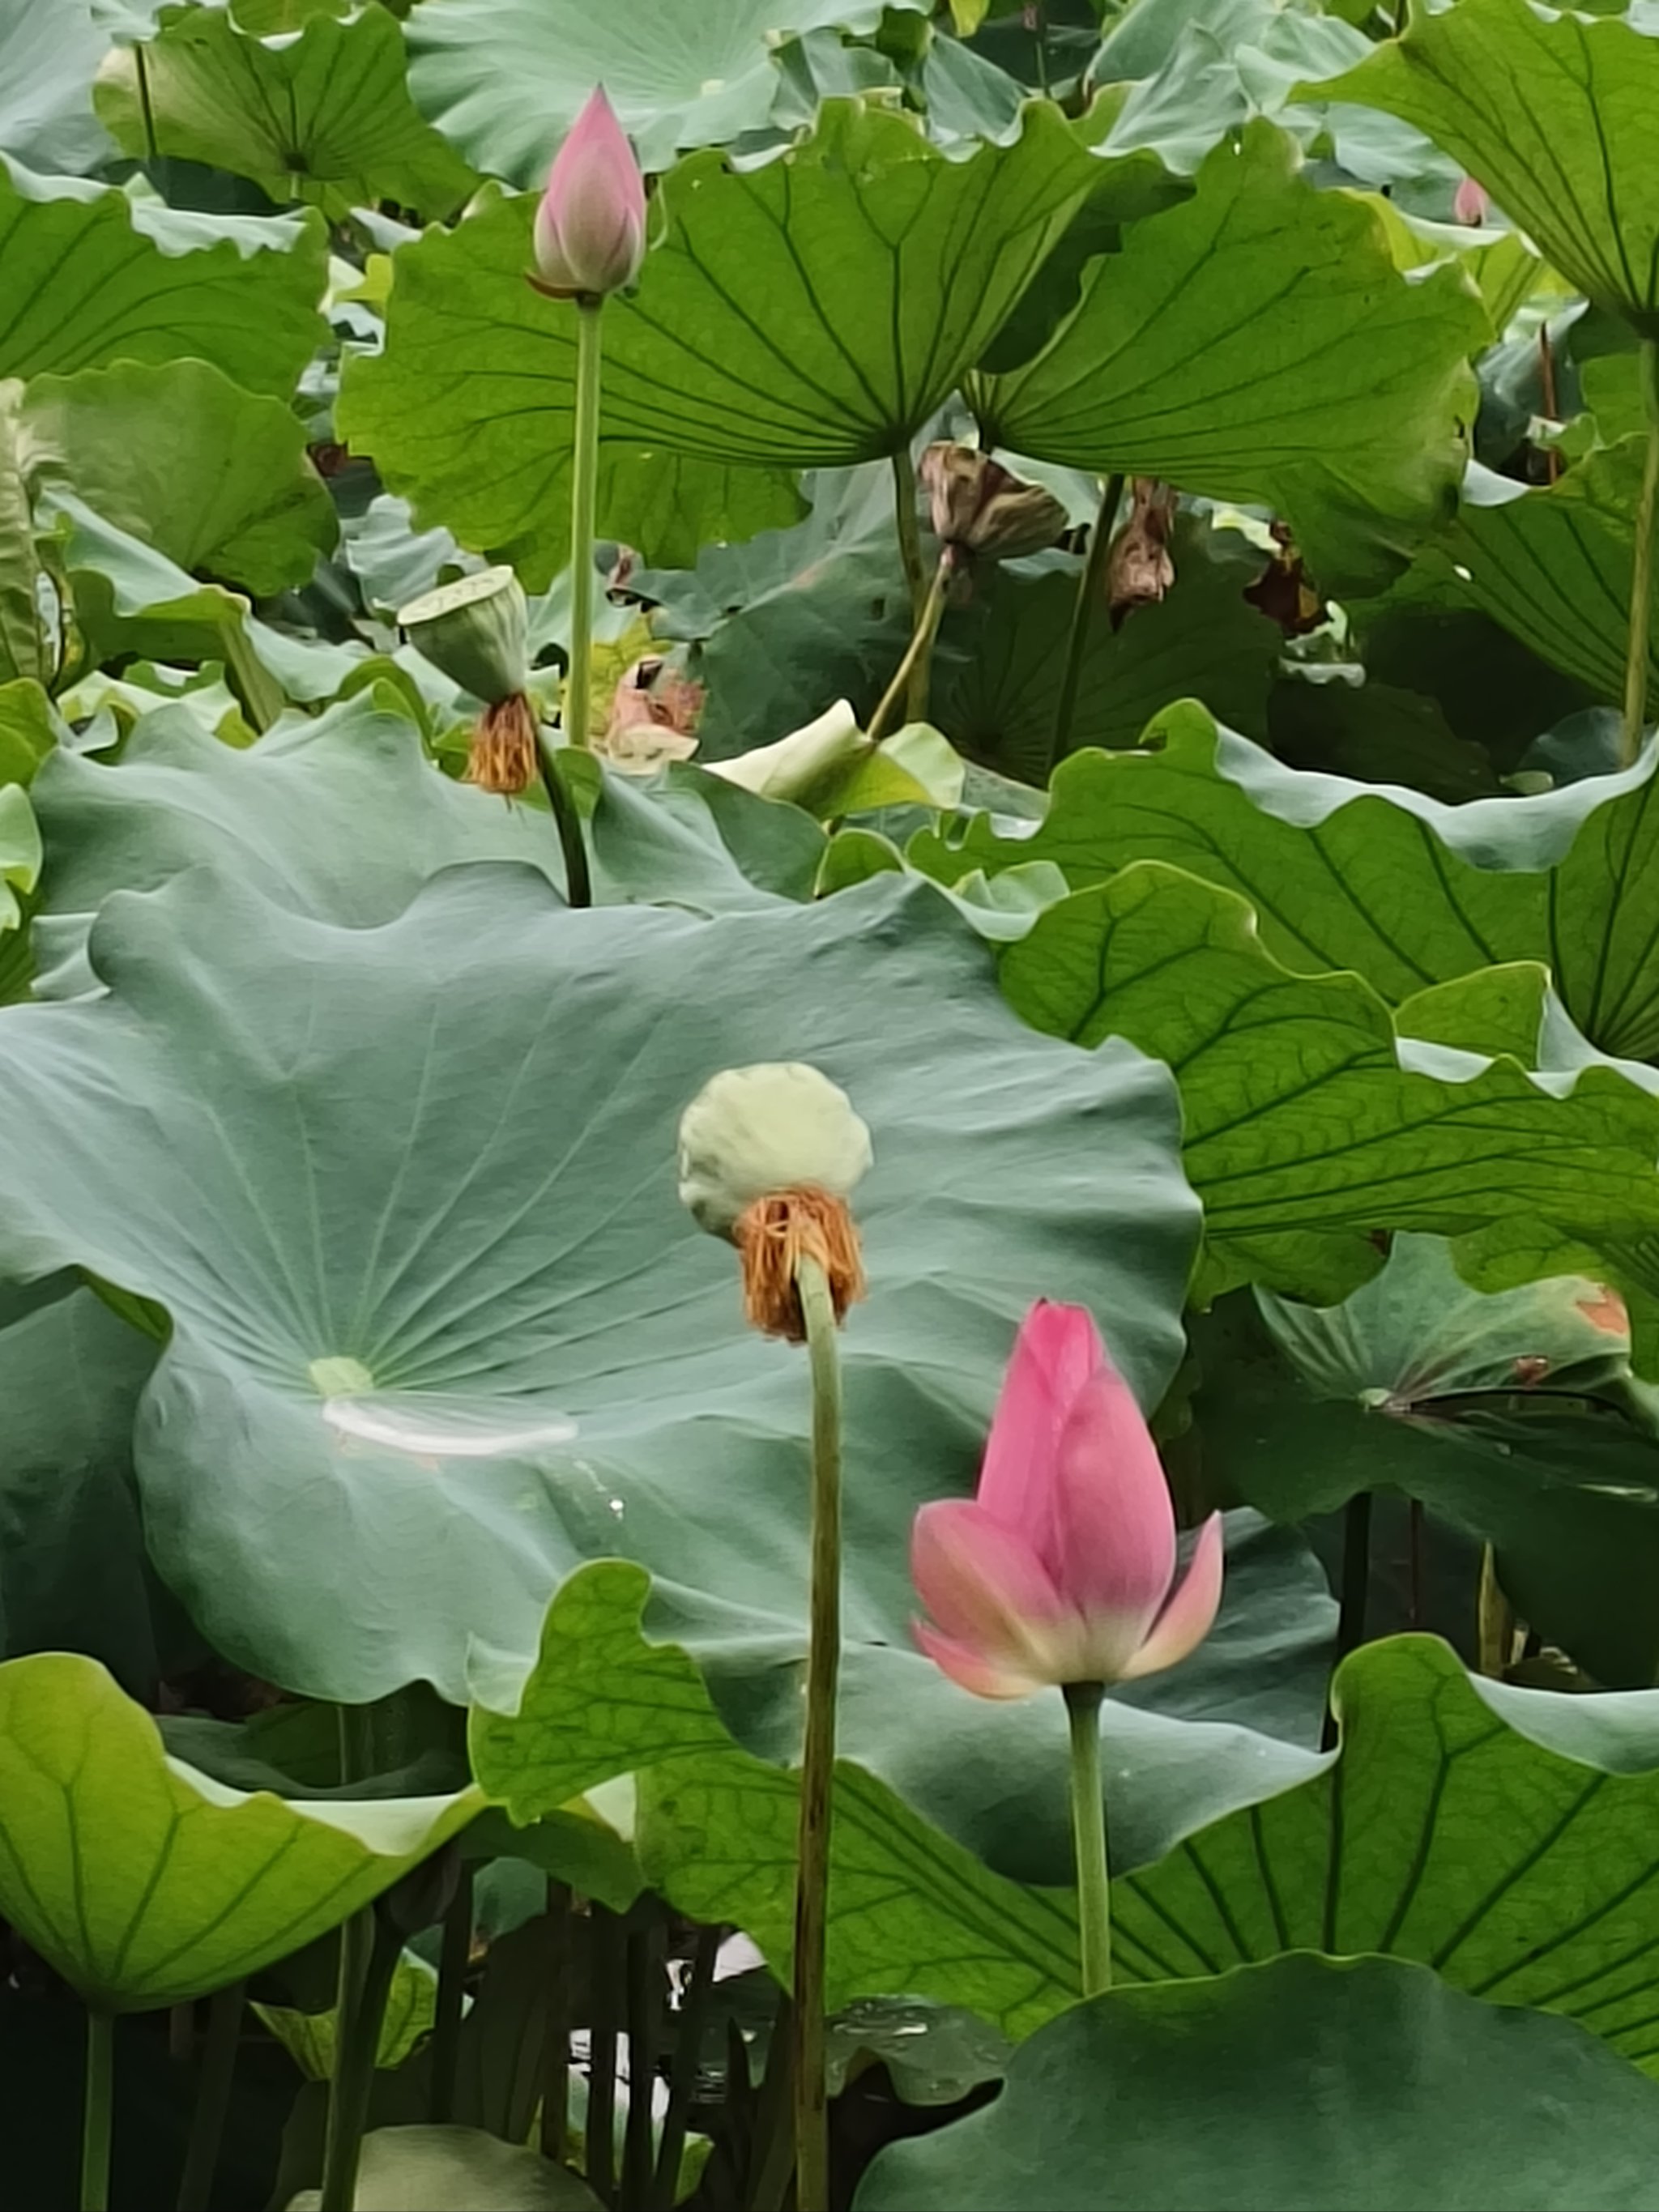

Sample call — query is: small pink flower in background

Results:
[1453,176,1490,228]
[532,87,646,298]
[911,1302,1223,1699]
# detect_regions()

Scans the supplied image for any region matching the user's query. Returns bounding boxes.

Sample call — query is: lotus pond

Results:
[7,0,1659,2206]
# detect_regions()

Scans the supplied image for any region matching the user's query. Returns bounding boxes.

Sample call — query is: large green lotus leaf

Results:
[916,704,1659,1060]
[405,0,926,181]
[584,765,825,910]
[1427,445,1659,709]
[40,491,390,727]
[257,1950,438,2080]
[21,360,337,597]
[0,1283,160,1697]
[0,780,41,935]
[0,0,113,174]
[0,866,1196,1704]
[1265,671,1506,807]
[472,1562,1084,2041]
[856,1954,1659,2212]
[32,694,557,957]
[0,676,59,785]
[1396,961,1553,1063]
[27,699,817,998]
[337,102,1117,584]
[0,384,49,687]
[1310,0,1659,335]
[974,121,1485,595]
[96,2,476,219]
[997,861,1659,1334]
[475,1552,1328,2039]
[1192,1242,1659,1686]
[1112,1635,1659,2075]
[0,160,327,396]
[934,526,1279,783]
[0,1652,480,2012]
[1093,0,1453,196]
[38,492,286,733]
[287,2125,602,2211]
[475,1515,1331,1873]
[641,1752,1082,2040]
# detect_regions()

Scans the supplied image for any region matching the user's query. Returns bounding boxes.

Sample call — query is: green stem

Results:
[134,45,160,162]
[565,298,605,752]
[653,1924,720,2210]
[319,1706,397,2212]
[539,1880,574,2163]
[535,731,594,907]
[1049,473,1124,780]
[1620,338,1659,769]
[176,1981,243,2212]
[587,1904,624,2206]
[622,1920,660,2210]
[867,553,951,745]
[80,2010,114,2212]
[891,448,932,720]
[791,1253,843,2212]
[223,621,284,736]
[1323,1490,1372,1751]
[892,446,927,619]
[1063,1682,1111,1997]
[429,1867,473,2126]
[318,1909,402,2212]
[746,1993,796,2212]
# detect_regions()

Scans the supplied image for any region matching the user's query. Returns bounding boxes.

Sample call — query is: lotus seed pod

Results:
[398,567,530,705]
[678,1063,872,1241]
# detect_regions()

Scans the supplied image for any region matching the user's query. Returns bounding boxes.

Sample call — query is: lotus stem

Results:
[1619,337,1659,769]
[175,1980,243,2212]
[565,297,605,753]
[1050,473,1124,780]
[1323,1491,1372,1750]
[429,1865,473,2126]
[80,2010,114,2212]
[747,1993,797,2212]
[319,1706,397,2212]
[868,552,951,745]
[622,1920,661,2207]
[791,1251,844,2212]
[1063,1681,1111,1997]
[891,448,931,719]
[318,1908,402,2212]
[653,1923,720,2210]
[535,728,594,908]
[539,1879,573,2162]
[587,1904,623,2203]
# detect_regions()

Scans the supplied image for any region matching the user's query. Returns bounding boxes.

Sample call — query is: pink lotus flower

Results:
[911,1302,1223,1698]
[1453,176,1490,228]
[532,87,646,299]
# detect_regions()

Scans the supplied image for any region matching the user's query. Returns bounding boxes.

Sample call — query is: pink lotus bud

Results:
[911,1302,1223,1698]
[1452,176,1489,228]
[532,87,646,299]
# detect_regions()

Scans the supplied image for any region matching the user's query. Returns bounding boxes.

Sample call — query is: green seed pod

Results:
[678,1063,872,1242]
[398,567,530,705]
